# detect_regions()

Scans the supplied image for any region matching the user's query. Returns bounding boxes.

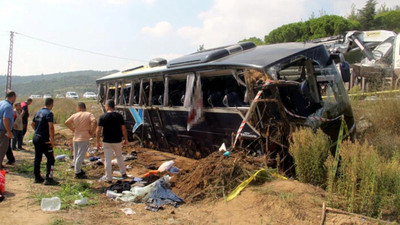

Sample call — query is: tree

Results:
[239,37,264,46]
[264,15,359,44]
[375,10,400,32]
[348,3,359,21]
[197,44,205,52]
[358,0,377,30]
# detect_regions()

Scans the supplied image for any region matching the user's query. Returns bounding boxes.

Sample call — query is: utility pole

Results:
[6,31,14,94]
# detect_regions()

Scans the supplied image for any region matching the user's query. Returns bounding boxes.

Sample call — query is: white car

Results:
[29,94,42,99]
[66,91,79,99]
[43,94,52,99]
[82,92,97,99]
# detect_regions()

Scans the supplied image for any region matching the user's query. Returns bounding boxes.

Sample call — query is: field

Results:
[1,96,400,225]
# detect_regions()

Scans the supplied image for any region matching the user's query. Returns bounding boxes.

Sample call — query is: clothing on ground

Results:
[33,108,54,141]
[145,176,184,211]
[98,112,124,143]
[66,111,96,142]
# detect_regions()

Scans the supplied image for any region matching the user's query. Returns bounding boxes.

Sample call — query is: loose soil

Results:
[0,126,383,224]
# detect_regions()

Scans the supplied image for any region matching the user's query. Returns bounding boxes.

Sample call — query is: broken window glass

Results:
[168,78,186,107]
[201,73,247,108]
[152,80,165,106]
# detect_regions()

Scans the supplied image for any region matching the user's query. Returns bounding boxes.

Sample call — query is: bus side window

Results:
[107,86,115,101]
[152,81,164,106]
[201,74,246,108]
[122,83,130,105]
[141,80,150,106]
[133,83,140,105]
[168,79,185,106]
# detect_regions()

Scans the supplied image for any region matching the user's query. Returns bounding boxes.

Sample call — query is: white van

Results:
[66,91,79,99]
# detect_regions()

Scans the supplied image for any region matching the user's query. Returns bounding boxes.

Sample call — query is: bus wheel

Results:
[131,134,143,147]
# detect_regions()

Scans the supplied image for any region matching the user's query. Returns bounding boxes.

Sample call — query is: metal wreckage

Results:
[96,41,356,170]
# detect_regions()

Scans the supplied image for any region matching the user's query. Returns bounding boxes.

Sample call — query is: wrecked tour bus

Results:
[96,41,355,168]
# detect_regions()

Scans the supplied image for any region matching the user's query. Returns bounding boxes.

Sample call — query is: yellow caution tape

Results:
[331,115,349,178]
[322,89,400,99]
[348,89,400,97]
[271,172,288,180]
[226,169,265,201]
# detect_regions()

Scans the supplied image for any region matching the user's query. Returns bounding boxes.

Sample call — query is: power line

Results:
[13,31,147,62]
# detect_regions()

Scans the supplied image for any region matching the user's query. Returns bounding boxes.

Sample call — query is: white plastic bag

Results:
[158,160,174,172]
[41,197,61,211]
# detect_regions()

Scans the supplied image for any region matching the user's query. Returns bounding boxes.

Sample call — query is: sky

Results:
[0,0,398,76]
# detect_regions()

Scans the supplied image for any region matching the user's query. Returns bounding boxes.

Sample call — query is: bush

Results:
[289,128,331,187]
[337,140,381,216]
[358,98,400,158]
[329,140,400,219]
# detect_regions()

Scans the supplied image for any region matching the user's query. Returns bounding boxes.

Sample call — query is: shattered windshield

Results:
[267,46,351,127]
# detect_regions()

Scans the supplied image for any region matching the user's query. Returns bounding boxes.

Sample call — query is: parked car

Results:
[43,94,52,99]
[66,91,79,99]
[82,92,97,99]
[29,94,42,99]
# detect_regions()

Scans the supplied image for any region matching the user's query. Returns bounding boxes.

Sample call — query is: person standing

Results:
[21,98,32,144]
[12,102,24,150]
[96,100,128,183]
[31,98,58,185]
[65,102,97,179]
[0,91,16,170]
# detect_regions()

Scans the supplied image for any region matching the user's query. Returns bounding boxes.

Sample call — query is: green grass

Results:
[37,181,98,210]
[15,160,35,174]
[21,147,100,210]
[48,218,68,225]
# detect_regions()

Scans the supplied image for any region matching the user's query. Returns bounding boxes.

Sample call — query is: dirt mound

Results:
[175,151,268,202]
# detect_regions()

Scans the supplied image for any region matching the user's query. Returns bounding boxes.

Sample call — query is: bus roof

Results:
[97,42,323,82]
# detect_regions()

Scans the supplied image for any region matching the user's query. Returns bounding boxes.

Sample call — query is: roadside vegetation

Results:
[290,96,400,221]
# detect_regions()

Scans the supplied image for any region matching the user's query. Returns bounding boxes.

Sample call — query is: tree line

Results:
[240,0,400,45]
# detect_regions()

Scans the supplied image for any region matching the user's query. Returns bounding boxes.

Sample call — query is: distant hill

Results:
[0,70,118,98]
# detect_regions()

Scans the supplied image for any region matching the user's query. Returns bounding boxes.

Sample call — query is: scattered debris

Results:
[120,208,136,215]
[55,154,68,161]
[169,167,179,174]
[223,151,230,157]
[41,197,61,212]
[89,156,100,162]
[74,193,88,205]
[145,176,184,212]
[219,143,227,152]
[158,160,174,172]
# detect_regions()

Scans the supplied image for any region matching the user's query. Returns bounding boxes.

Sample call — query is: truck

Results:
[311,30,400,91]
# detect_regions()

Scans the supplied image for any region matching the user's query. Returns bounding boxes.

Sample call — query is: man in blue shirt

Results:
[0,91,16,170]
[31,98,58,185]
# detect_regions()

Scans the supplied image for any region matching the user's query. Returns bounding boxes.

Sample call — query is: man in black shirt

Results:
[96,100,128,183]
[31,98,59,185]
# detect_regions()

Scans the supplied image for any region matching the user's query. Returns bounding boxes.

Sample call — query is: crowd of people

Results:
[0,90,129,200]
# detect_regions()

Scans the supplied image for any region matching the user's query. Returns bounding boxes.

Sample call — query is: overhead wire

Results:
[13,31,147,62]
